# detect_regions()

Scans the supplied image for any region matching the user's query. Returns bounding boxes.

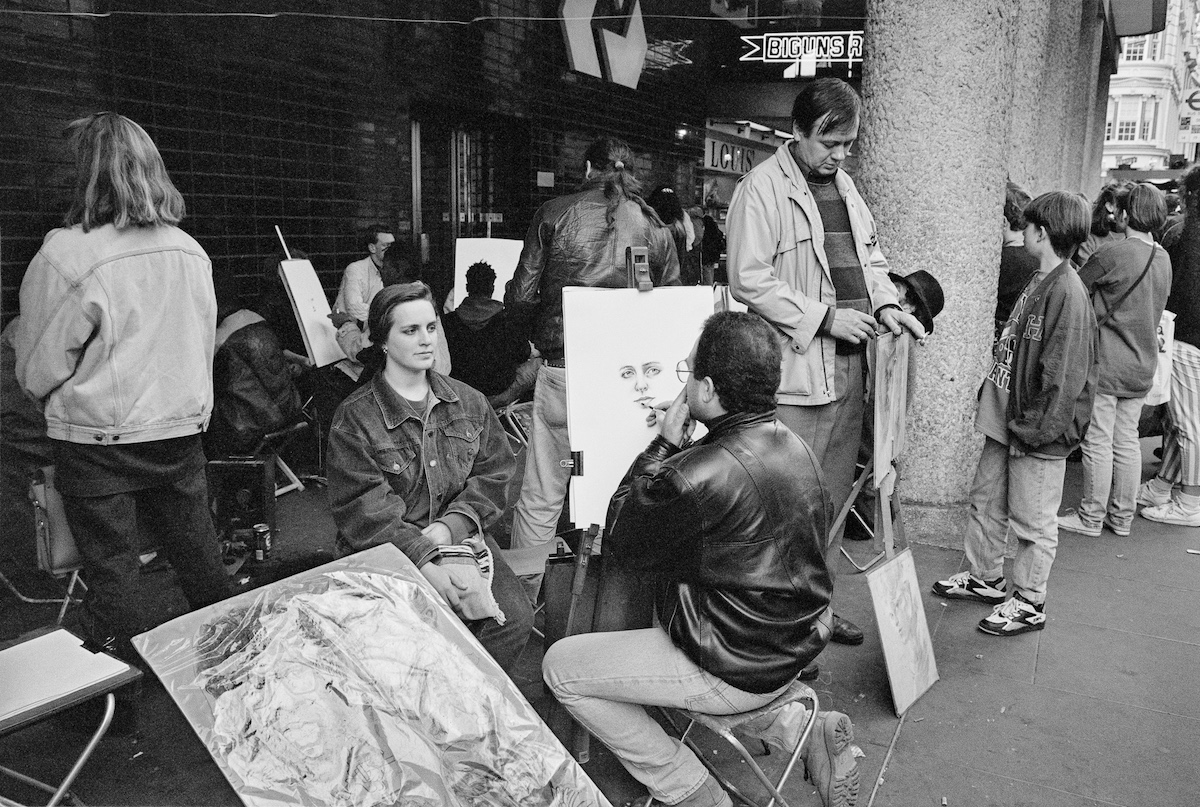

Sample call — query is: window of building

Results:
[1106,120,1113,141]
[1123,37,1146,61]
[1116,120,1137,140]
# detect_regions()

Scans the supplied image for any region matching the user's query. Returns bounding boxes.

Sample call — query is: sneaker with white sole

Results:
[1137,479,1173,508]
[931,571,1007,604]
[1057,511,1101,537]
[1140,499,1200,527]
[802,711,860,807]
[1103,517,1131,537]
[978,593,1046,636]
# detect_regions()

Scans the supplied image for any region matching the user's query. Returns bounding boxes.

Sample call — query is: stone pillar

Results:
[858,1,1019,546]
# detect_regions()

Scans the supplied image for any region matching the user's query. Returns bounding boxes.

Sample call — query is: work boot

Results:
[802,711,860,807]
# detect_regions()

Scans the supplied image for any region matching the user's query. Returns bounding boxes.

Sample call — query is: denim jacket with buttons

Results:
[327,370,514,567]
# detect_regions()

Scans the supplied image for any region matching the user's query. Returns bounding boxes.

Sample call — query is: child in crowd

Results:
[933,192,1097,636]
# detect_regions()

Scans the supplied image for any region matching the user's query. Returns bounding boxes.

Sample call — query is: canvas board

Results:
[452,238,524,307]
[873,332,910,496]
[865,547,939,716]
[133,544,610,807]
[562,286,715,529]
[277,259,345,368]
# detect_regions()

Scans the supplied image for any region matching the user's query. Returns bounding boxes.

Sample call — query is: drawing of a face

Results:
[618,361,664,409]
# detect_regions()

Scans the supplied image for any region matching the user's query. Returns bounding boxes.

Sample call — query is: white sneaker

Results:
[1057,511,1101,537]
[1140,499,1200,527]
[1136,480,1173,508]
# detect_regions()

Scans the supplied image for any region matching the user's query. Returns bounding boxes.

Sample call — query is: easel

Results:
[832,332,911,571]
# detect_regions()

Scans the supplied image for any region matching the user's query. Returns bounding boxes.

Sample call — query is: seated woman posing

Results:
[327,282,533,673]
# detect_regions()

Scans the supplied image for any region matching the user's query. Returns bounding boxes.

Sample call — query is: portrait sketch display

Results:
[277,259,346,368]
[873,332,911,497]
[865,547,939,716]
[452,238,524,305]
[562,286,715,529]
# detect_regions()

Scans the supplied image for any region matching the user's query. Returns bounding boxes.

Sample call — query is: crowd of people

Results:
[9,75,1199,807]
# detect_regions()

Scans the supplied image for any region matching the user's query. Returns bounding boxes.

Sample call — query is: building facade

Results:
[1103,0,1200,172]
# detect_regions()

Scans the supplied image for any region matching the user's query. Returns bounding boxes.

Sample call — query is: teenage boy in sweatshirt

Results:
[933,192,1098,636]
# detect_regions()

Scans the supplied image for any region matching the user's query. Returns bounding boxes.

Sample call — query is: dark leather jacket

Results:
[204,321,301,458]
[505,185,680,360]
[606,411,833,694]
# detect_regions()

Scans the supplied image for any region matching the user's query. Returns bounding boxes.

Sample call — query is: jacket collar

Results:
[702,409,777,442]
[370,370,460,430]
[773,142,851,208]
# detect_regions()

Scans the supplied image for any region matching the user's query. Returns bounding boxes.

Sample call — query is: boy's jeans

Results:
[964,437,1066,604]
[543,627,783,804]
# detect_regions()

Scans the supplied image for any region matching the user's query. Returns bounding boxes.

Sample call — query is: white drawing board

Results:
[277,259,345,368]
[562,286,715,529]
[865,547,939,716]
[452,238,524,306]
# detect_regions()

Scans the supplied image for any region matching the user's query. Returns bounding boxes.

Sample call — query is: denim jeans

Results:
[62,466,231,641]
[1079,393,1144,531]
[964,437,1066,604]
[467,533,535,674]
[508,364,570,576]
[543,628,784,804]
[776,351,864,579]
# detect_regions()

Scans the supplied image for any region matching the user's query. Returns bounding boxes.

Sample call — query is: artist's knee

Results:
[542,635,590,700]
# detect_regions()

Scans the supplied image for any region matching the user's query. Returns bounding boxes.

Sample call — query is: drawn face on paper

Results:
[618,361,664,410]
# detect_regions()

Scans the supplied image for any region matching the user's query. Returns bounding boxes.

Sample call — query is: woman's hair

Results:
[367,281,435,346]
[1088,182,1123,237]
[1004,181,1032,231]
[581,137,664,228]
[63,112,185,231]
[1115,182,1167,234]
[647,185,687,243]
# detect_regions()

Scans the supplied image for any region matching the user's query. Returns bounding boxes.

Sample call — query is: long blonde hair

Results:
[64,112,185,231]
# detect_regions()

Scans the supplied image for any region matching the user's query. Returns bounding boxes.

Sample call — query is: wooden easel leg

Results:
[274,455,306,497]
[566,525,599,764]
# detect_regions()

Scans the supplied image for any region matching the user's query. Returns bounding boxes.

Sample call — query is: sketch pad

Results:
[562,286,715,529]
[278,259,345,368]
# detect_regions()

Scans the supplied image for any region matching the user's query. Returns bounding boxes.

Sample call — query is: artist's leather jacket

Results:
[504,185,680,361]
[606,411,833,694]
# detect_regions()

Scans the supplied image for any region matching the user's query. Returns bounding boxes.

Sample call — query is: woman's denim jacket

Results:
[327,370,514,567]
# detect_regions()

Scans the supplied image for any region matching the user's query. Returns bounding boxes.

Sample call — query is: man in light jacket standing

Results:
[726,78,926,647]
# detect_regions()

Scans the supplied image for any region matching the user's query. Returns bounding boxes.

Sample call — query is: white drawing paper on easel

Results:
[277,259,345,368]
[866,547,939,716]
[562,286,715,529]
[452,239,524,306]
[873,332,910,497]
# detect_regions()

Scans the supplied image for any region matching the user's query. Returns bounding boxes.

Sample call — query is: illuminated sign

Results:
[704,136,774,176]
[560,0,648,89]
[740,30,864,78]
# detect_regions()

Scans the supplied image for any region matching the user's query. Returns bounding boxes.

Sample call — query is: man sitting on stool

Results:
[543,312,860,807]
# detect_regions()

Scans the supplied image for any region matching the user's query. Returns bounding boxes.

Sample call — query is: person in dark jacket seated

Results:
[543,312,860,807]
[204,305,302,459]
[443,261,536,408]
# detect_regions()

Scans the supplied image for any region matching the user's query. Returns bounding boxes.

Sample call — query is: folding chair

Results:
[649,678,820,807]
[0,468,85,625]
[251,418,311,498]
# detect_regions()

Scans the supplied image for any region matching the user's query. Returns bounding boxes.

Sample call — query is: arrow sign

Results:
[599,0,648,89]
[560,0,602,79]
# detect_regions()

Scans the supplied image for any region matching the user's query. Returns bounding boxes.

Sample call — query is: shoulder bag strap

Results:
[1095,243,1156,328]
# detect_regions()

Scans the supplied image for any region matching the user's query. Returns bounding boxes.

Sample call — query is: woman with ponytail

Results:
[503,136,680,594]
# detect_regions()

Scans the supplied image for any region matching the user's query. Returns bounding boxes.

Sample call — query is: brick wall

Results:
[1,0,708,324]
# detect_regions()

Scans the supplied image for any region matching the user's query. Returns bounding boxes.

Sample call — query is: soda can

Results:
[252,523,272,562]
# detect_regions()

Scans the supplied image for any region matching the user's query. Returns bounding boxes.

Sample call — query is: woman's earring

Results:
[382,346,388,355]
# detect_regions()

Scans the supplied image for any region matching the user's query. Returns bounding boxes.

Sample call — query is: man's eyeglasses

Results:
[676,359,692,384]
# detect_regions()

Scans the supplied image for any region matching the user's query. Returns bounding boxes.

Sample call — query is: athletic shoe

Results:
[1140,499,1200,527]
[931,571,1007,604]
[802,711,860,807]
[1103,517,1131,537]
[978,594,1046,636]
[1137,480,1173,508]
[1057,511,1101,537]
